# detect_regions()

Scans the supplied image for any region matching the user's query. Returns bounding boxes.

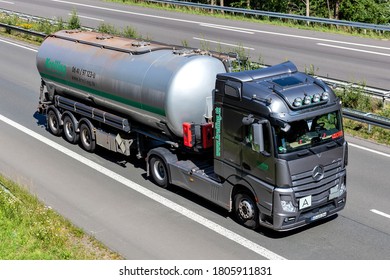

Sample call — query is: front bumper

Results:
[259,189,347,231]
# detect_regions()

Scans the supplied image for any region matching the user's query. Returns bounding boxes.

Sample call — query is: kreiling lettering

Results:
[45,58,66,76]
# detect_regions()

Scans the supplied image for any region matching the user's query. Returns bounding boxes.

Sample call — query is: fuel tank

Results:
[36,30,227,137]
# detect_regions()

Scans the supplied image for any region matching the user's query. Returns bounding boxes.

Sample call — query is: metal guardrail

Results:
[319,77,390,103]
[342,108,390,131]
[0,8,59,25]
[0,22,46,38]
[148,0,390,32]
[1,14,389,130]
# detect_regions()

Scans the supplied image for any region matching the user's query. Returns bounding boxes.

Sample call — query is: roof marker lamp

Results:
[293,97,302,107]
[313,93,321,103]
[303,95,311,105]
[321,92,329,101]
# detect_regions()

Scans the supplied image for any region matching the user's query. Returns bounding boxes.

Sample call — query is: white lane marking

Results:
[0,38,38,52]
[317,43,390,57]
[52,0,212,24]
[0,114,285,260]
[349,143,390,158]
[370,209,390,219]
[0,1,14,4]
[68,13,104,22]
[200,23,255,34]
[193,37,254,50]
[51,0,387,51]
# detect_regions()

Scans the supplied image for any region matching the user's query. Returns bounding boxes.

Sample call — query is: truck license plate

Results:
[310,212,327,221]
[299,195,312,210]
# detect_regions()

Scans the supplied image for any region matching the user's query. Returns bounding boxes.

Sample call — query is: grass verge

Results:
[0,175,122,259]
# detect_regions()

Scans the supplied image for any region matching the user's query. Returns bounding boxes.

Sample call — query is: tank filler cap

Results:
[172,49,194,56]
[65,30,82,34]
[96,34,114,40]
[131,41,151,47]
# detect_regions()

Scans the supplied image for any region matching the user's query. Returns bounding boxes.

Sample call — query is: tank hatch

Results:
[51,30,173,54]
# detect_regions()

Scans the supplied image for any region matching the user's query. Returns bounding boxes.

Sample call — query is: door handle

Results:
[242,162,251,171]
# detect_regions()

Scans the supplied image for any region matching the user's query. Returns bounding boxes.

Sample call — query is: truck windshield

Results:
[275,111,343,154]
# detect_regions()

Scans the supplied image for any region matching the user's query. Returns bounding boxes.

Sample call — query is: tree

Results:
[339,0,390,23]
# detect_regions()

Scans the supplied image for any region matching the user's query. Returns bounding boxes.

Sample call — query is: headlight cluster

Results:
[329,179,346,200]
[281,200,297,213]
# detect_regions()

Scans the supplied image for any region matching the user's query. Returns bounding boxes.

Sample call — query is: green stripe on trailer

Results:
[40,72,166,117]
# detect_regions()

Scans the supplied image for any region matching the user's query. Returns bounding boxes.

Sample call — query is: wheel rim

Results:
[81,128,91,148]
[238,198,255,220]
[65,121,74,139]
[48,111,61,135]
[49,117,58,131]
[152,160,166,181]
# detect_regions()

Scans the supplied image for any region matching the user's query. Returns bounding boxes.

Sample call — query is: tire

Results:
[63,115,79,144]
[79,123,96,152]
[149,156,169,188]
[233,192,259,229]
[47,109,62,136]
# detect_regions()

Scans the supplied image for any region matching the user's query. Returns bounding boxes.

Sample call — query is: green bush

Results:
[67,9,81,30]
[97,23,119,35]
[122,26,138,38]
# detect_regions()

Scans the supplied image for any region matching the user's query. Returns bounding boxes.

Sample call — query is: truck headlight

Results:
[281,200,297,212]
[339,181,346,196]
[329,179,346,200]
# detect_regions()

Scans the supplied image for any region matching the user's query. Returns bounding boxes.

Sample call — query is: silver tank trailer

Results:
[36,30,227,137]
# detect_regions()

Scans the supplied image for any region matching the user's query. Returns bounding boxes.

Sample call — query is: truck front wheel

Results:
[149,156,169,189]
[233,192,259,229]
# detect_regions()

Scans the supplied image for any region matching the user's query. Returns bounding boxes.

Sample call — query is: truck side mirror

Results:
[252,123,265,153]
[242,114,254,125]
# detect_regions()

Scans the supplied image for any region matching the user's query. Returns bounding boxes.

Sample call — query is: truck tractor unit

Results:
[36,30,347,231]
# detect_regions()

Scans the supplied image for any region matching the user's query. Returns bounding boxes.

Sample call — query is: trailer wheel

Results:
[149,156,169,189]
[63,115,79,144]
[233,192,259,229]
[79,123,96,152]
[47,109,62,136]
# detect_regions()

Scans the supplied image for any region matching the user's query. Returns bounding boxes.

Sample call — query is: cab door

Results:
[241,118,276,185]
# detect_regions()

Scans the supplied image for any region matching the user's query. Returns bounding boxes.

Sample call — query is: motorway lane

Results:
[1,36,390,259]
[343,137,390,236]
[1,0,389,89]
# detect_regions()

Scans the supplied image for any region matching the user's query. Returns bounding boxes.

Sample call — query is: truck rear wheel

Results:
[47,109,62,136]
[233,192,259,229]
[63,115,79,144]
[79,123,96,152]
[149,156,169,189]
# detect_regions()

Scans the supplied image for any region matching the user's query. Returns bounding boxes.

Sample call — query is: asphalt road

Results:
[1,0,389,89]
[0,35,390,260]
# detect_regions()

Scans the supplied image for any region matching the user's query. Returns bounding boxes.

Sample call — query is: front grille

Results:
[291,159,343,206]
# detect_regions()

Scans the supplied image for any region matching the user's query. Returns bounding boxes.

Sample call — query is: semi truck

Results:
[36,30,347,231]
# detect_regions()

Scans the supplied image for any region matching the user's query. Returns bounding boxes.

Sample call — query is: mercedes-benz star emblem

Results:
[312,165,325,181]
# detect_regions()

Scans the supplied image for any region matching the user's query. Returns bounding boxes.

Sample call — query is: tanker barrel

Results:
[36,30,227,138]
